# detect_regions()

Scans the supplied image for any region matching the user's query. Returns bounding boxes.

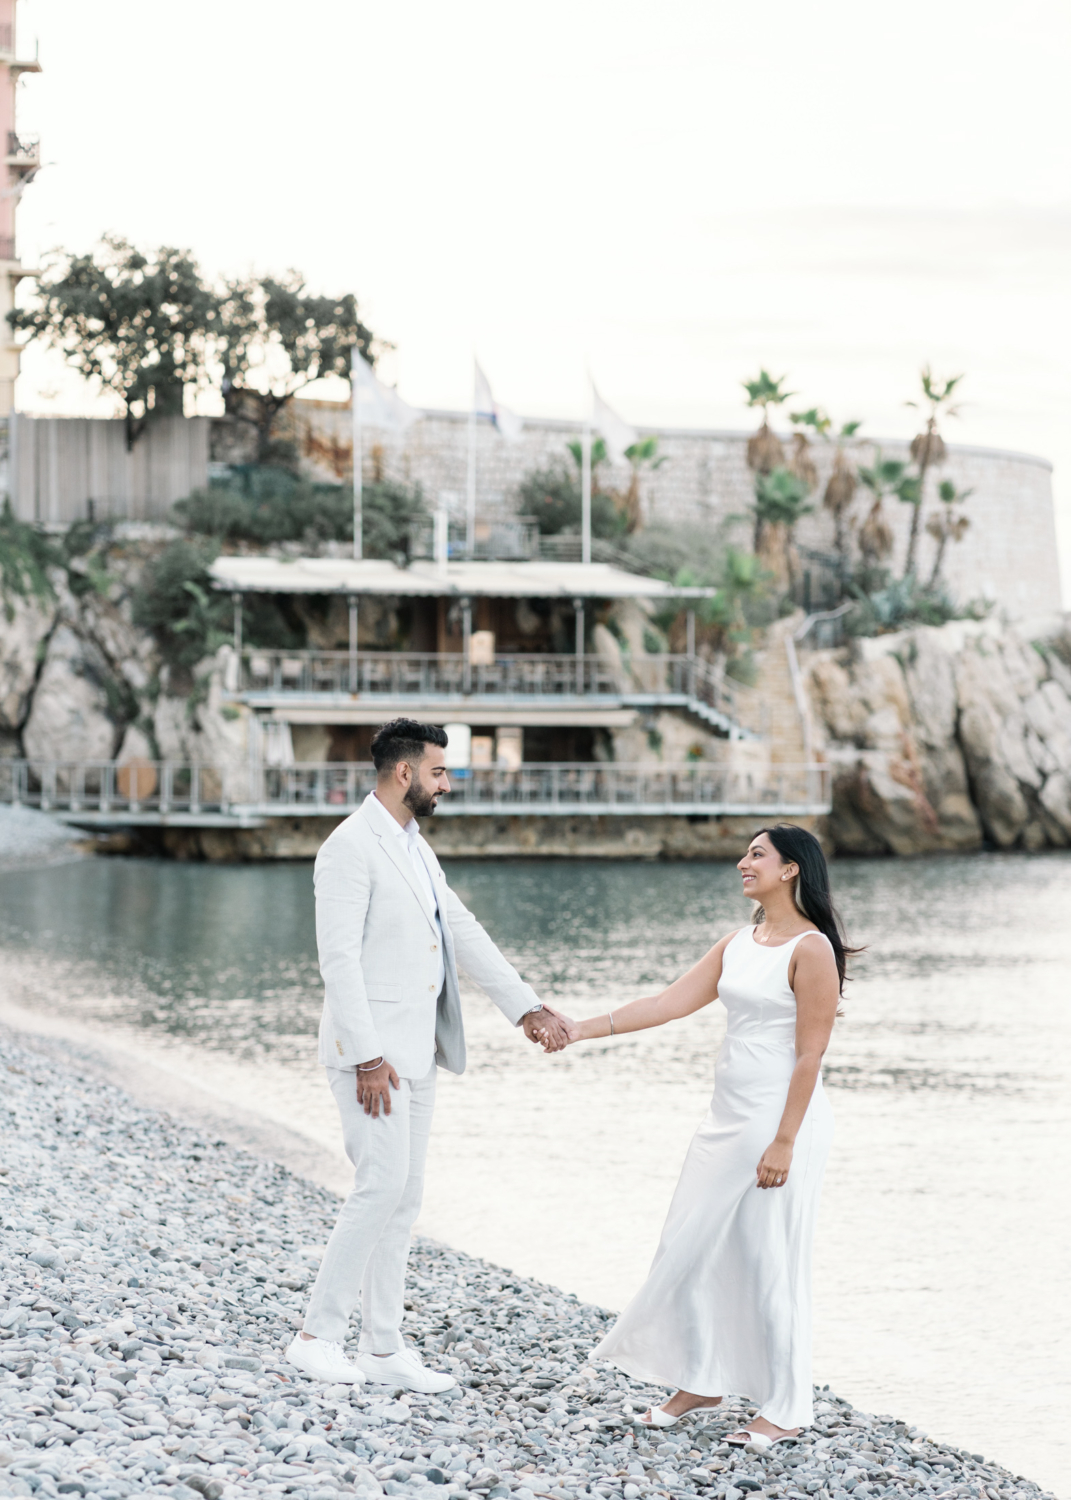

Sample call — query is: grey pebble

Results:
[0,1035,1057,1500]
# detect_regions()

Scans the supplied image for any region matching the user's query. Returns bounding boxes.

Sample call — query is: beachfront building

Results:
[142,549,824,858]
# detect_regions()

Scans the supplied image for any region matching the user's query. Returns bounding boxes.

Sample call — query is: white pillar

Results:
[348,595,358,693]
[461,597,472,695]
[573,597,585,693]
[581,424,592,565]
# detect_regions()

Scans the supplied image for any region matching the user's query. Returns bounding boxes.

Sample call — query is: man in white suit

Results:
[286,718,567,1389]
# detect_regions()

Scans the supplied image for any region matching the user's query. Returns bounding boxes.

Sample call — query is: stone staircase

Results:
[751,614,809,765]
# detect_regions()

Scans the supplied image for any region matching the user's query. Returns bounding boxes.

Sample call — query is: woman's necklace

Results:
[755,916,803,945]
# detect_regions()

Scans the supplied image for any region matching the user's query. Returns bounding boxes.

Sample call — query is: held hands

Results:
[756,1138,793,1189]
[522,1004,572,1053]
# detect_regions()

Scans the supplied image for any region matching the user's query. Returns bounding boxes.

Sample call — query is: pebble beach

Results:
[0,1036,1055,1500]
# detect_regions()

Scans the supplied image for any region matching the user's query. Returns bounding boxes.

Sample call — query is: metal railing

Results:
[785,603,856,764]
[240,649,620,698]
[794,600,855,652]
[7,131,39,160]
[0,760,234,815]
[0,759,830,818]
[256,761,830,815]
[235,649,765,734]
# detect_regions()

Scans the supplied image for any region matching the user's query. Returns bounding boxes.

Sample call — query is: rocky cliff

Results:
[0,537,249,782]
[804,617,1071,854]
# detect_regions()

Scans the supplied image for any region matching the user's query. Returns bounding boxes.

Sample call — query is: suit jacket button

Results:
[429,984,435,992]
[431,944,437,951]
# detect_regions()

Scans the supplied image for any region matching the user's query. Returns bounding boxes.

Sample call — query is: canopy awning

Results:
[209,555,716,600]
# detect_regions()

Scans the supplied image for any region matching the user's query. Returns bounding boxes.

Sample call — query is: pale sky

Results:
[12,0,1071,598]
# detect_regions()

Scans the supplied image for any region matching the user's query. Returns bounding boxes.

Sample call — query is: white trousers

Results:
[303,1059,436,1348]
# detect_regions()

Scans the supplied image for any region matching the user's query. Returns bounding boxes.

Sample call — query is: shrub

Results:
[175,465,428,558]
[0,501,59,614]
[131,540,232,671]
[516,461,625,539]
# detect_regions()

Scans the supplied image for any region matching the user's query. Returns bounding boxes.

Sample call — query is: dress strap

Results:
[791,929,832,950]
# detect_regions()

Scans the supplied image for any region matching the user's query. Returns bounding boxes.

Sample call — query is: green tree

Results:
[617,436,667,532]
[8,237,217,448]
[517,457,623,539]
[218,271,375,465]
[753,466,813,593]
[743,369,794,474]
[903,366,963,579]
[857,455,918,572]
[131,539,232,672]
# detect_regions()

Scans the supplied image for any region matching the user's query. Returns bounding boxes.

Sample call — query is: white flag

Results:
[474,360,525,443]
[351,350,421,431]
[592,383,637,464]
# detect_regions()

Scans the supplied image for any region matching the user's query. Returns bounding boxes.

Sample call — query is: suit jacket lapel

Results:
[419,837,452,942]
[362,804,439,936]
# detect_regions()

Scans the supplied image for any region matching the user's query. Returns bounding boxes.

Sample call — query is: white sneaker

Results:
[356,1345,457,1393]
[285,1333,365,1384]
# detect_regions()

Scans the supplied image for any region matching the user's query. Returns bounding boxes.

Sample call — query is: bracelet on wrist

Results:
[357,1057,384,1072]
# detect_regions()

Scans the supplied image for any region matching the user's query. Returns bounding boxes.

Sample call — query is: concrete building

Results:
[0,0,39,416]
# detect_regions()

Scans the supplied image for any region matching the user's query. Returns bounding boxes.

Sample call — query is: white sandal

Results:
[639,1400,722,1428]
[726,1427,798,1449]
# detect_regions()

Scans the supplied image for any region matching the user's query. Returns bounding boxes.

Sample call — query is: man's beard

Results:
[403,782,439,819]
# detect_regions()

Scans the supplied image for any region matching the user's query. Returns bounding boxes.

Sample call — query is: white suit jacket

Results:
[314,792,539,1076]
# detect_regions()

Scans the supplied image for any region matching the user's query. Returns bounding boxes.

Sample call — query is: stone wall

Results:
[286,400,1062,622]
[804,617,1071,855]
[142,810,823,863]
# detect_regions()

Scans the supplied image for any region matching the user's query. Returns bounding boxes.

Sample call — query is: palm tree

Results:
[753,466,813,594]
[743,370,794,474]
[925,479,973,590]
[618,436,667,533]
[857,455,917,572]
[791,407,863,574]
[903,366,964,580]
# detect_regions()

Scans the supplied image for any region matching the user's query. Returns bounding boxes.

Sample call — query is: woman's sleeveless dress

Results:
[594,925,835,1429]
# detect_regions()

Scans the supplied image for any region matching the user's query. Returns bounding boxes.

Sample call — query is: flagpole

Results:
[466,359,477,558]
[581,380,592,565]
[351,347,363,562]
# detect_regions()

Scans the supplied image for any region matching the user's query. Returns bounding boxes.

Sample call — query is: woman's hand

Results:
[756,1139,793,1189]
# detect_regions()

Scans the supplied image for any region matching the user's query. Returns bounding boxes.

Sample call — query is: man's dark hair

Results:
[370,718,448,775]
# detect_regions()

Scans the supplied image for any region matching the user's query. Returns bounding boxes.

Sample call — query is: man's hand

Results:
[522,1004,570,1053]
[356,1059,400,1117]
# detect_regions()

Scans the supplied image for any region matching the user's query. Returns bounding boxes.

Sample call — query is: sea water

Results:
[0,851,1067,1490]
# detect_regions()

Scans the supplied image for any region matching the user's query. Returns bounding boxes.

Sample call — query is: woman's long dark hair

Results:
[751,823,862,995]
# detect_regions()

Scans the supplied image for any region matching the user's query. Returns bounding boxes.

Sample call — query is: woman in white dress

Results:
[563,824,855,1449]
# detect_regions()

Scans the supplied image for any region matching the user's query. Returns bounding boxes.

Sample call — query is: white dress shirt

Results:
[369,793,445,996]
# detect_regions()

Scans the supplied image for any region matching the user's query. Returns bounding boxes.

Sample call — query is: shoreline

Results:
[0,1035,1056,1500]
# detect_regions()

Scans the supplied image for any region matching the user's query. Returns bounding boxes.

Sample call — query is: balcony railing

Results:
[1,759,830,819]
[7,131,39,160]
[235,650,765,734]
[256,761,829,814]
[0,760,234,815]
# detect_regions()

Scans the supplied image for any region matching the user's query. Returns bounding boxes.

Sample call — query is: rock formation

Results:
[804,617,1071,854]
